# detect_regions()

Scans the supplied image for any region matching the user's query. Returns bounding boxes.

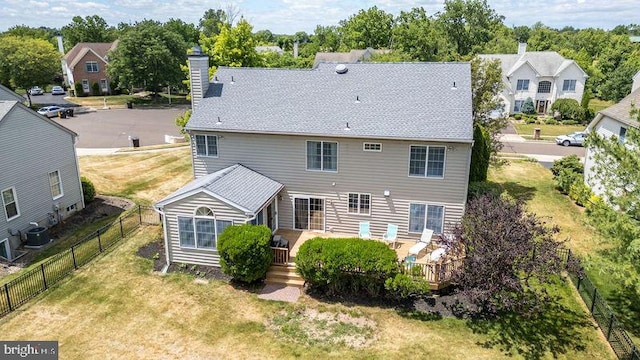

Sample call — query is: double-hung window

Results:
[562,79,576,92]
[348,193,371,215]
[195,134,218,157]
[307,141,337,171]
[514,100,525,112]
[85,61,99,72]
[409,203,445,234]
[49,170,63,199]
[409,146,445,178]
[516,79,529,91]
[2,187,19,221]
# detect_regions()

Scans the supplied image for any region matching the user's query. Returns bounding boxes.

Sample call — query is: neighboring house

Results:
[255,46,283,55]
[0,84,25,102]
[632,70,640,93]
[154,49,473,267]
[479,43,588,115]
[62,41,118,95]
[313,48,391,68]
[0,95,84,261]
[584,88,640,197]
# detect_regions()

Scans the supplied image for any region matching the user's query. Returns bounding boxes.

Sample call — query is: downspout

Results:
[154,205,171,273]
[73,135,85,210]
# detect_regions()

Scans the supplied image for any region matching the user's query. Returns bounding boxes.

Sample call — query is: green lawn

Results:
[589,99,614,113]
[513,123,586,137]
[489,161,640,344]
[67,93,189,108]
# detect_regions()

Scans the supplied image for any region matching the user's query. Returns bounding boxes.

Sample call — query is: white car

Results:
[29,86,44,95]
[37,106,64,118]
[555,131,587,147]
[51,86,65,95]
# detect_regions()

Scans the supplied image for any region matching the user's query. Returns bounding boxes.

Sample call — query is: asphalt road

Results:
[24,93,73,106]
[52,108,185,148]
[501,141,586,157]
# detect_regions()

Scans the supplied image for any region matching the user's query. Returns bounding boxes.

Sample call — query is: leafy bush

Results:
[524,116,536,124]
[521,97,536,114]
[551,154,583,177]
[74,82,86,97]
[551,98,586,122]
[296,237,398,297]
[81,176,96,203]
[468,181,501,199]
[569,181,593,207]
[218,224,272,283]
[91,82,100,96]
[469,124,491,182]
[514,113,522,120]
[384,274,431,300]
[561,120,578,125]
[174,109,192,134]
[544,118,558,125]
[551,155,584,194]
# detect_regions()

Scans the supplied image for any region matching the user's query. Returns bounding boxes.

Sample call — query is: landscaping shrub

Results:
[524,116,536,124]
[468,181,501,199]
[551,155,584,195]
[74,82,86,97]
[218,224,272,283]
[384,274,431,300]
[296,237,398,297]
[569,181,593,207]
[91,82,101,96]
[521,97,536,114]
[81,176,96,203]
[469,124,491,182]
[514,113,522,120]
[551,98,586,122]
[544,118,558,125]
[175,109,192,134]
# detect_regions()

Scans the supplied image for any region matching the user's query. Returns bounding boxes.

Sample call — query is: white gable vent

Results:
[335,64,348,74]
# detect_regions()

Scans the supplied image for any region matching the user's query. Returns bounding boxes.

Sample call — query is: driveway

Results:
[52,108,185,148]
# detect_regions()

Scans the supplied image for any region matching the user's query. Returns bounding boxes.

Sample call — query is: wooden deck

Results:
[273,229,463,290]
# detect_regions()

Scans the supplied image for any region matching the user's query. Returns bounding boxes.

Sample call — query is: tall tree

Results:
[2,25,58,47]
[202,19,261,68]
[107,21,186,94]
[0,36,60,107]
[339,6,394,49]
[60,15,116,51]
[392,7,455,61]
[470,57,505,159]
[311,25,341,52]
[438,0,505,57]
[200,8,229,37]
[164,18,199,46]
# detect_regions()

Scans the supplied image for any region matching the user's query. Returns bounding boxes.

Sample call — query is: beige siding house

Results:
[479,43,588,115]
[155,49,473,267]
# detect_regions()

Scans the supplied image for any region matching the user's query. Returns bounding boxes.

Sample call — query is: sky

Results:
[0,0,638,35]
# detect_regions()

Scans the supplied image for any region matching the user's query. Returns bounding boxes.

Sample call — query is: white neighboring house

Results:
[584,88,640,197]
[479,43,588,115]
[632,70,640,93]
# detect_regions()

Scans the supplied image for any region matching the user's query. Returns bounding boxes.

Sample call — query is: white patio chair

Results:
[409,228,434,257]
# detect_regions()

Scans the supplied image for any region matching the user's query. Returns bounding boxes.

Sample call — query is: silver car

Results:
[555,131,586,147]
[51,86,65,95]
[37,106,64,118]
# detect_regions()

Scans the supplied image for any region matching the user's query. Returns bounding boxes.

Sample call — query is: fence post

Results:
[4,284,12,311]
[71,246,77,269]
[97,230,103,252]
[119,217,124,237]
[606,314,615,340]
[138,205,142,224]
[41,264,48,290]
[576,276,581,291]
[591,288,598,313]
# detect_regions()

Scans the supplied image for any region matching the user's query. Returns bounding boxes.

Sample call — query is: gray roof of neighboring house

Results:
[0,84,25,102]
[313,48,391,67]
[478,51,586,83]
[156,164,283,214]
[255,46,283,54]
[187,62,473,142]
[597,88,640,128]
[63,41,118,69]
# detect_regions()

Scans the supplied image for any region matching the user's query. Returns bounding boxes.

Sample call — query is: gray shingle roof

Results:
[0,84,24,102]
[156,164,283,214]
[479,51,586,79]
[598,88,640,128]
[187,62,473,142]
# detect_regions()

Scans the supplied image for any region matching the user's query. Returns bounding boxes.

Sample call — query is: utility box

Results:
[534,128,541,140]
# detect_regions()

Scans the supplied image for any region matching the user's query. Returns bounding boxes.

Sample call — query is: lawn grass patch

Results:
[513,123,586,137]
[589,99,614,113]
[67,93,189,108]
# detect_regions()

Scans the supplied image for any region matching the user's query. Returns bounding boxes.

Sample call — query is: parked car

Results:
[51,86,65,95]
[555,131,587,147]
[37,106,64,118]
[29,86,44,95]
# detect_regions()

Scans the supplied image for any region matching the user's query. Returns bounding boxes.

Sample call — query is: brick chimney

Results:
[188,46,210,109]
[518,42,527,55]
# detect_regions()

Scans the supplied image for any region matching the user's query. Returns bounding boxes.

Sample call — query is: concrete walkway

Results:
[77,144,189,156]
[258,284,301,303]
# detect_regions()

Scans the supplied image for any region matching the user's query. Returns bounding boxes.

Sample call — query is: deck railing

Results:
[271,247,289,266]
[402,257,465,289]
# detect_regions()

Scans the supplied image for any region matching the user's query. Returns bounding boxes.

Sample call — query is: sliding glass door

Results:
[294,197,324,231]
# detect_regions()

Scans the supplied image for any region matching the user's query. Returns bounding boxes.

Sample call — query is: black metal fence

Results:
[0,205,159,318]
[558,248,640,360]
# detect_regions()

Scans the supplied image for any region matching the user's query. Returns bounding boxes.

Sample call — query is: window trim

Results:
[619,127,627,144]
[305,140,339,173]
[81,79,90,93]
[562,79,576,92]
[514,100,525,113]
[347,193,371,216]
[177,211,233,251]
[1,187,20,222]
[0,238,10,260]
[516,79,530,91]
[85,61,99,73]
[407,145,446,179]
[363,142,382,152]
[49,170,64,200]
[537,80,551,94]
[194,134,219,158]
[99,78,108,92]
[407,202,446,235]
